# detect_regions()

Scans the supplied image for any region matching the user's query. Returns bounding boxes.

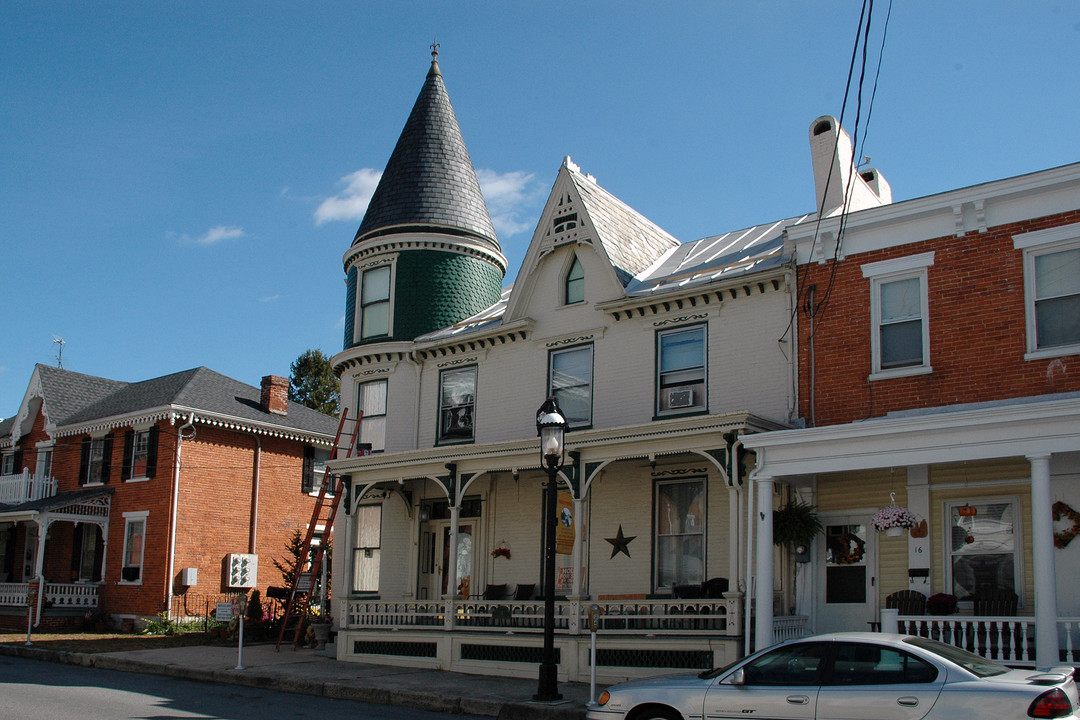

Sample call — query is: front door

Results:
[417,521,475,600]
[814,515,876,633]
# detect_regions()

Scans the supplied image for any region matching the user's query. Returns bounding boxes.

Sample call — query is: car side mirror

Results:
[725,668,746,685]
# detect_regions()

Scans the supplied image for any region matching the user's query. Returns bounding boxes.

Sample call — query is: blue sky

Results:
[2,2,1079,417]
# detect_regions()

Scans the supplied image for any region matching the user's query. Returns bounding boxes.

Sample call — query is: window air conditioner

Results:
[668,388,694,408]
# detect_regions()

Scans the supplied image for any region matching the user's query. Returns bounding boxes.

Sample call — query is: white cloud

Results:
[177,225,246,245]
[259,295,280,303]
[314,168,383,226]
[476,169,544,238]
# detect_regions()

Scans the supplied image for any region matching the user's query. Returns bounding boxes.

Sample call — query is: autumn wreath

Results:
[833,533,865,565]
[1052,501,1080,549]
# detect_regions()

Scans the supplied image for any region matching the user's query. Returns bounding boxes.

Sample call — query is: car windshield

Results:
[904,637,1009,678]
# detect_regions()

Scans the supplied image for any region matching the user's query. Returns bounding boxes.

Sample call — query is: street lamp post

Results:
[535,397,566,702]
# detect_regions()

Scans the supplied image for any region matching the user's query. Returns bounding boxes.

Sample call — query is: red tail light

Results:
[1029,688,1072,719]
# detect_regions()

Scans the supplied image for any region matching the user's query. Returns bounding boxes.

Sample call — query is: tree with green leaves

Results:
[288,349,339,416]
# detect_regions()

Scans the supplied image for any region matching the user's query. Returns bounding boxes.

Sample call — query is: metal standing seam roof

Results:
[23,364,337,438]
[417,212,815,344]
[352,58,499,254]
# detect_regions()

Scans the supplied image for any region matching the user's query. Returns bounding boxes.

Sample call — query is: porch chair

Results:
[972,588,1018,616]
[483,584,508,600]
[512,583,535,600]
[885,590,927,615]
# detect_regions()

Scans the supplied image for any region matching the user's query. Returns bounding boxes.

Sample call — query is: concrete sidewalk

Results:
[0,640,598,719]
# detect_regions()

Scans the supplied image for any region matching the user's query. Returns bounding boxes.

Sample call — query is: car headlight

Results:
[597,691,611,706]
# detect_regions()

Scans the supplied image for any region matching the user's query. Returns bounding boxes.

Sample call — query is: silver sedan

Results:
[586,632,1078,720]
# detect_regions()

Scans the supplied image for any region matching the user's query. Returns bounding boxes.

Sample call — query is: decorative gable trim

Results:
[597,271,788,322]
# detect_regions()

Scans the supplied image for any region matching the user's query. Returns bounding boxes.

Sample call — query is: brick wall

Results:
[798,210,1080,426]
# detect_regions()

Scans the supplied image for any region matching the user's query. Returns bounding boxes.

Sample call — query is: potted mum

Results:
[872,494,917,537]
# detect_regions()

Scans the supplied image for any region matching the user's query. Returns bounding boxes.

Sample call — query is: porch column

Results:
[571,497,585,597]
[728,485,741,590]
[1028,453,1059,668]
[754,475,775,651]
[446,505,460,598]
[32,518,50,627]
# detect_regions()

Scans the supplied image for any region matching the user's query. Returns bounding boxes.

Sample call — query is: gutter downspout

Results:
[166,412,195,620]
[249,436,261,554]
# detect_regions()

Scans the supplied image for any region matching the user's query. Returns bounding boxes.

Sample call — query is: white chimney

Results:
[809,115,891,217]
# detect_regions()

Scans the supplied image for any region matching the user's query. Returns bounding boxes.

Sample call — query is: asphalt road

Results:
[0,654,488,720]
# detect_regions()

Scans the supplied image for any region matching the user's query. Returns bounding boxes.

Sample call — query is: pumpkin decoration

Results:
[958,504,977,517]
[909,519,928,538]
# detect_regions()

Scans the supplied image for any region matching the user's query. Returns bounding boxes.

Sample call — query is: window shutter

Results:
[121,430,134,481]
[302,446,315,494]
[344,266,358,349]
[92,528,104,582]
[145,426,159,478]
[100,434,114,483]
[71,527,82,576]
[79,438,91,485]
[12,449,23,473]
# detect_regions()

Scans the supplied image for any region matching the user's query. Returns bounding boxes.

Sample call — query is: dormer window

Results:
[565,256,584,304]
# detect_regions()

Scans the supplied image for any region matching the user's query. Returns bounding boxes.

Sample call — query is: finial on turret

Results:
[431,37,440,61]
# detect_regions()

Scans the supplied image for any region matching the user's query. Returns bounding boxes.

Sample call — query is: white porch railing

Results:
[773,614,810,642]
[347,594,745,636]
[895,615,1080,667]
[0,582,99,609]
[0,470,57,504]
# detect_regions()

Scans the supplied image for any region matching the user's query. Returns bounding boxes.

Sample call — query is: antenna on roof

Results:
[52,335,65,369]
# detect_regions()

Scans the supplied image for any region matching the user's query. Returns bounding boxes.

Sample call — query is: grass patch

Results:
[0,630,227,654]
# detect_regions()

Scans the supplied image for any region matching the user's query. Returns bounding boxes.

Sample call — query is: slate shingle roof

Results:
[353,59,499,254]
[30,364,337,438]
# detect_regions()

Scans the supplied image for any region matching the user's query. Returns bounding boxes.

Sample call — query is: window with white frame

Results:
[946,498,1019,601]
[81,435,113,485]
[549,345,593,428]
[565,255,584,304]
[34,446,52,478]
[654,478,706,592]
[0,453,13,476]
[1014,223,1080,356]
[657,325,707,415]
[438,366,476,443]
[122,427,158,481]
[360,265,391,340]
[120,511,148,583]
[862,252,934,378]
[352,504,382,593]
[356,379,387,453]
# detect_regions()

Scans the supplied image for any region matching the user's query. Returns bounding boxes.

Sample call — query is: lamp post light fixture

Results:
[534,397,566,702]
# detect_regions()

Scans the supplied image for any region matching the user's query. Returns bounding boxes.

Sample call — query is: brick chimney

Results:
[260,375,289,416]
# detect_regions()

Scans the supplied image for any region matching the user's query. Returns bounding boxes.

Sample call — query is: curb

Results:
[0,644,588,720]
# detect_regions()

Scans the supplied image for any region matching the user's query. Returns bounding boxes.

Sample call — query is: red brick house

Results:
[0,364,337,630]
[744,117,1080,668]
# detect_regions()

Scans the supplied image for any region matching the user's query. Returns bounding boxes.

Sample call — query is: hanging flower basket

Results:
[872,494,917,534]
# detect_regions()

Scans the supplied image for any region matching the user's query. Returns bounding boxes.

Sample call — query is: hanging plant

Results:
[773,500,823,548]
[872,493,918,532]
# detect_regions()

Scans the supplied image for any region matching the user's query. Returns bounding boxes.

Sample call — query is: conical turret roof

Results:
[352,54,499,253]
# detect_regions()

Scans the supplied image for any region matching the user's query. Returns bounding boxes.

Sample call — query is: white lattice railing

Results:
[0,470,57,505]
[773,614,810,642]
[0,582,99,609]
[895,615,1080,667]
[347,595,744,636]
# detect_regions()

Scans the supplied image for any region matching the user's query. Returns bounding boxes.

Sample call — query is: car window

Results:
[904,637,1009,678]
[828,642,938,685]
[741,642,828,686]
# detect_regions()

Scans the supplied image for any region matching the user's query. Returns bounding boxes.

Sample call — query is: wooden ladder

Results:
[275,408,360,650]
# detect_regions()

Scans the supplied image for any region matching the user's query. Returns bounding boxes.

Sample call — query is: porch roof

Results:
[0,486,113,523]
[330,410,789,492]
[742,392,1080,478]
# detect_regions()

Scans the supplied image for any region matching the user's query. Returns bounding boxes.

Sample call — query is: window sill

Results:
[125,476,150,483]
[118,580,143,586]
[1024,344,1080,362]
[654,408,709,421]
[868,365,932,382]
[83,481,105,487]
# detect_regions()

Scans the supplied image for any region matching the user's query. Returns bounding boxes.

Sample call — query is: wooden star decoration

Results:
[605,525,636,559]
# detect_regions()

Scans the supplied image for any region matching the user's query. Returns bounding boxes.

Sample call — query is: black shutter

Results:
[121,430,134,481]
[302,446,315,494]
[145,426,159,478]
[92,528,104,582]
[79,438,91,485]
[71,527,82,577]
[100,434,114,483]
[12,449,23,473]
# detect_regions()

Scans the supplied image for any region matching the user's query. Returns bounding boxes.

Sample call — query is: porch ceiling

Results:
[744,393,1080,478]
[0,486,113,523]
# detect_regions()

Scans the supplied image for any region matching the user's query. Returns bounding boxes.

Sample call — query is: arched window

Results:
[565,256,584,304]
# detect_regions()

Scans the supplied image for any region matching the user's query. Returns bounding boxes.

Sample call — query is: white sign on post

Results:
[216,602,233,622]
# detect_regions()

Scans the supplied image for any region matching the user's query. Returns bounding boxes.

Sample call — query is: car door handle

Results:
[897,697,919,707]
[786,695,810,705]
